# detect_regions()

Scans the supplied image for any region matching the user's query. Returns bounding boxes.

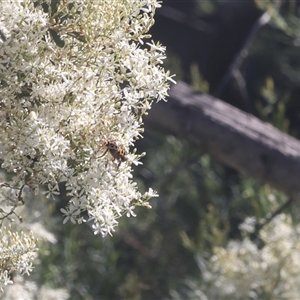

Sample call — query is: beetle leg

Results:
[98,148,108,158]
[117,159,122,170]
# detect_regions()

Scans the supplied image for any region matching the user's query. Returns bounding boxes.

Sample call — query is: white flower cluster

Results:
[0,0,172,237]
[190,214,300,300]
[0,186,69,295]
[0,226,37,292]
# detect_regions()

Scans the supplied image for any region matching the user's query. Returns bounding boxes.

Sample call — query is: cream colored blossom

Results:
[178,214,300,300]
[0,0,172,235]
[0,0,173,291]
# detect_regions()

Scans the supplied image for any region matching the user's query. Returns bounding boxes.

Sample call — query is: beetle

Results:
[99,140,127,168]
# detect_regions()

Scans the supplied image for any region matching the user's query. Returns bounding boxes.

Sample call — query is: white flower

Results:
[60,207,81,224]
[1,271,13,286]
[239,216,256,233]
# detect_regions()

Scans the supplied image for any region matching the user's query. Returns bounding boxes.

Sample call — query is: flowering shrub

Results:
[0,0,172,234]
[172,214,300,300]
[0,0,172,291]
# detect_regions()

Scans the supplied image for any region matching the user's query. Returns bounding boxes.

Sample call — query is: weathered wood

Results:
[145,81,300,199]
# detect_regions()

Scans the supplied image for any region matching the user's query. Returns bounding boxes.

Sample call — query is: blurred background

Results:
[25,0,300,299]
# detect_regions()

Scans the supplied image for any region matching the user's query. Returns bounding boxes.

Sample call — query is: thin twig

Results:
[216,12,271,105]
[251,197,294,240]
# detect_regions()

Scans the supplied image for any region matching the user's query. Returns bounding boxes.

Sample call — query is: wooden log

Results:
[145,81,300,199]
